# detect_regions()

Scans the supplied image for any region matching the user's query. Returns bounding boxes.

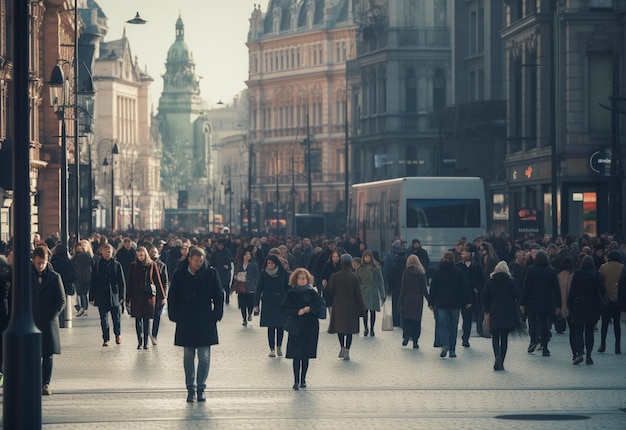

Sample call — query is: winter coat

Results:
[168,262,224,347]
[90,257,126,309]
[430,260,470,309]
[255,267,290,328]
[32,264,66,356]
[320,261,341,307]
[281,285,326,359]
[327,266,365,334]
[115,246,136,275]
[481,272,520,331]
[456,260,484,296]
[520,252,561,313]
[232,261,260,294]
[567,267,605,325]
[398,266,430,321]
[126,261,165,319]
[599,260,623,303]
[356,262,385,311]
[50,245,79,295]
[557,270,573,318]
[210,248,234,288]
[71,252,93,296]
[154,259,169,313]
[386,251,408,294]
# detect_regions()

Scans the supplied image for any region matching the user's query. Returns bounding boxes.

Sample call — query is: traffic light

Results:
[178,190,188,209]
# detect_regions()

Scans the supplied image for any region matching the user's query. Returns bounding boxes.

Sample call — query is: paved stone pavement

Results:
[1,301,625,429]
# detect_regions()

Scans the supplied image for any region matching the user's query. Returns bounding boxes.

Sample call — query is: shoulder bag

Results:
[143,265,157,299]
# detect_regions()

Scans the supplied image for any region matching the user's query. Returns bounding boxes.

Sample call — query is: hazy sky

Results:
[96,0,264,107]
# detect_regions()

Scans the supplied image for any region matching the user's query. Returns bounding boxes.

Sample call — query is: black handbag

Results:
[143,267,157,299]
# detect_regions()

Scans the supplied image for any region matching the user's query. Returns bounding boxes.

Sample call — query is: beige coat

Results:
[599,260,623,302]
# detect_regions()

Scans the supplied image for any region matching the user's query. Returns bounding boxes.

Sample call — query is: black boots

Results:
[197,389,206,402]
[186,386,195,402]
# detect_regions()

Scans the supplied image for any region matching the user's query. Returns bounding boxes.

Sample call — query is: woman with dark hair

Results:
[232,248,260,326]
[281,268,326,390]
[482,261,520,371]
[72,240,93,317]
[50,244,79,298]
[567,255,605,365]
[320,250,342,308]
[255,254,290,357]
[479,242,498,281]
[398,255,430,348]
[356,250,385,337]
[126,246,165,349]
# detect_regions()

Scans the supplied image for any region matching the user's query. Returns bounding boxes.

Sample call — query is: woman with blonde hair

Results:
[481,260,520,370]
[356,250,385,336]
[398,255,430,348]
[126,246,165,349]
[72,240,94,316]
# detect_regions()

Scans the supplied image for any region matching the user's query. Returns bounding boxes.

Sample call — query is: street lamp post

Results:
[101,139,119,231]
[221,166,232,229]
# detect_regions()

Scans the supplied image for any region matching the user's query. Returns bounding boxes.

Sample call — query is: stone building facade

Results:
[246,0,358,229]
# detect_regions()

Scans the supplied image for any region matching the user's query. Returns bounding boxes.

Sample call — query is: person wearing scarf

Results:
[255,255,290,357]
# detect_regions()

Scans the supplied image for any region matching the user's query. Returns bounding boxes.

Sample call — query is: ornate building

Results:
[156,15,213,233]
[92,28,162,231]
[499,0,626,237]
[246,0,358,229]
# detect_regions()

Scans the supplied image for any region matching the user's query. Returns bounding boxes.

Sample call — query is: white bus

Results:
[349,177,487,268]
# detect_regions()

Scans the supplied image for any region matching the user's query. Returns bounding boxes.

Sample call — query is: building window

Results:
[588,52,612,133]
[406,68,417,113]
[470,11,477,55]
[433,68,446,110]
[478,6,484,53]
[589,0,614,8]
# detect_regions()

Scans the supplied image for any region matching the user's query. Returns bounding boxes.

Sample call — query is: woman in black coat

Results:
[254,255,290,357]
[567,255,605,365]
[232,249,260,326]
[72,240,93,316]
[398,255,430,348]
[281,268,326,390]
[482,261,520,371]
[320,250,341,308]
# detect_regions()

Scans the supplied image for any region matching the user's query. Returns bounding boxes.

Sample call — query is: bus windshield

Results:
[406,199,481,228]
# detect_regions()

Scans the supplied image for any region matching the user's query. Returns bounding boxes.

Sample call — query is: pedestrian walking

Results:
[567,255,606,365]
[429,251,471,358]
[320,250,342,309]
[147,244,169,345]
[598,250,623,354]
[210,239,234,305]
[398,255,430,348]
[32,246,66,395]
[90,243,126,346]
[232,248,260,326]
[385,242,408,327]
[281,268,326,390]
[254,254,290,357]
[557,256,576,359]
[481,261,520,371]
[355,250,385,337]
[327,254,365,361]
[126,246,165,349]
[72,240,93,317]
[520,250,561,357]
[168,246,224,402]
[456,245,485,347]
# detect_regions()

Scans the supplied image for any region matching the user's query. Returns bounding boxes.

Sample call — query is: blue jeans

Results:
[98,306,121,342]
[184,346,211,390]
[436,308,460,352]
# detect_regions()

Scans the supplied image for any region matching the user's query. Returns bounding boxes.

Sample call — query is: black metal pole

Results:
[275,157,280,231]
[61,112,69,248]
[344,93,349,235]
[291,153,296,236]
[3,0,43,427]
[111,150,115,231]
[73,0,80,243]
[247,144,253,236]
[306,109,312,213]
[550,3,558,238]
[88,139,93,234]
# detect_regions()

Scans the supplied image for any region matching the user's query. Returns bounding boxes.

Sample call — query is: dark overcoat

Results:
[430,261,470,309]
[567,267,604,325]
[90,257,126,309]
[398,266,430,321]
[168,262,224,347]
[481,272,520,331]
[281,285,326,359]
[255,265,290,328]
[126,261,164,319]
[72,252,93,296]
[520,252,561,313]
[154,259,169,313]
[327,266,365,334]
[32,265,66,356]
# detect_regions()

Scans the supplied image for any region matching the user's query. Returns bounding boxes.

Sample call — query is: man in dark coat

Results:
[327,254,365,361]
[387,248,408,327]
[209,239,233,305]
[168,246,224,403]
[456,246,485,347]
[32,246,66,396]
[411,238,430,277]
[520,250,561,356]
[90,243,126,347]
[429,251,471,358]
[115,238,136,277]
